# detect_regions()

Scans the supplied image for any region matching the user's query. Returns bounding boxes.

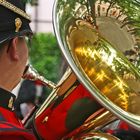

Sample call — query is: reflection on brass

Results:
[67,19,140,114]
[82,110,114,132]
[65,109,116,139]
[42,116,49,123]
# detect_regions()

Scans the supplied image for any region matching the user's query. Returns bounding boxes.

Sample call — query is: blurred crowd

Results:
[14,79,48,120]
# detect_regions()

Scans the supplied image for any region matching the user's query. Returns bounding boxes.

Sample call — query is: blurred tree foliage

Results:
[23,0,38,6]
[29,33,62,83]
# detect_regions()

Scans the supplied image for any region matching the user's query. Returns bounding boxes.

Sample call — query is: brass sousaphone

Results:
[53,0,140,131]
[23,0,140,139]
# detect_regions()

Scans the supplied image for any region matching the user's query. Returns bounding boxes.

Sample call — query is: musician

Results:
[0,1,101,140]
[0,0,37,139]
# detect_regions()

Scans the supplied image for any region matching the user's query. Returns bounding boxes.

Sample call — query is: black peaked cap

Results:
[0,0,32,44]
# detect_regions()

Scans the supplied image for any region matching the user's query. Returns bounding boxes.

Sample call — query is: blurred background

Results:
[26,0,54,33]
[14,0,68,119]
[26,0,65,80]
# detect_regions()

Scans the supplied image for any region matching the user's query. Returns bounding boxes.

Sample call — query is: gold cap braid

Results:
[0,0,31,21]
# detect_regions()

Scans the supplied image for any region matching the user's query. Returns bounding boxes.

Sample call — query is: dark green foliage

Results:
[29,33,62,83]
[22,0,38,5]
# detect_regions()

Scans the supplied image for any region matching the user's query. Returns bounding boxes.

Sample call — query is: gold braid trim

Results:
[0,0,31,21]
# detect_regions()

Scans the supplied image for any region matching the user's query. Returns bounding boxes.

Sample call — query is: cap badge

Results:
[15,18,22,32]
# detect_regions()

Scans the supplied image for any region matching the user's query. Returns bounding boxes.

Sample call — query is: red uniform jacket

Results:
[0,88,36,140]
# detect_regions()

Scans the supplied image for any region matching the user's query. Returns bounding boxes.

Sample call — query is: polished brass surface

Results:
[35,67,73,117]
[78,109,115,133]
[70,132,119,140]
[67,19,140,114]
[62,109,116,139]
[22,64,56,89]
[53,0,140,130]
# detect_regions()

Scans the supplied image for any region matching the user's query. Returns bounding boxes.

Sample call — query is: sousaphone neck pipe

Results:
[22,64,57,126]
[22,64,56,89]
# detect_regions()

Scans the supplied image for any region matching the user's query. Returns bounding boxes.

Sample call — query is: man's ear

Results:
[8,37,19,61]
